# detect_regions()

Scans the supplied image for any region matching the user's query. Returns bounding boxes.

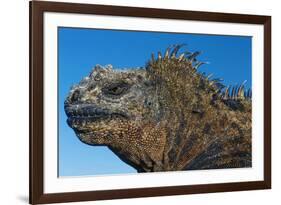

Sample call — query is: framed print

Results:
[29,0,271,204]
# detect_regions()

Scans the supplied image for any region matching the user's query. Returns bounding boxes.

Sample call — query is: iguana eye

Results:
[103,82,130,96]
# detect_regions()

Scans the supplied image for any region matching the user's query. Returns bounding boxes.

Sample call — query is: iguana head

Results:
[65,64,156,143]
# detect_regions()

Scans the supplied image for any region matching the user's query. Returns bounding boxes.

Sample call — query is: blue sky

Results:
[58,27,252,177]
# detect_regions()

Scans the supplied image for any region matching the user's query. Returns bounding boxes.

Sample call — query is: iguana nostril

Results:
[71,90,80,102]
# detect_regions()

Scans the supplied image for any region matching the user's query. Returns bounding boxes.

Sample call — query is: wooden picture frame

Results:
[30,0,271,204]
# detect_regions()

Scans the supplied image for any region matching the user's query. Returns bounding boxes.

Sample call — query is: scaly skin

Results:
[65,45,252,172]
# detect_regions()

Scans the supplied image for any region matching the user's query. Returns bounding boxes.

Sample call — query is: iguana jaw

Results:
[65,103,128,143]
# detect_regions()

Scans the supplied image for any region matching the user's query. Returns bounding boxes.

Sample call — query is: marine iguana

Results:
[64,45,252,173]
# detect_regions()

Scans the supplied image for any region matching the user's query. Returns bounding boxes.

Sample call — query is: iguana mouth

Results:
[64,104,128,129]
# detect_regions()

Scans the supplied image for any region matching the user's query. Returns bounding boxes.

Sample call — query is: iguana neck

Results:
[107,122,167,172]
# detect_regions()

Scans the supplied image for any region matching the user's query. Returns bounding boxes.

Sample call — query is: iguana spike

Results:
[164,46,172,59]
[248,89,252,99]
[244,89,248,98]
[187,51,200,63]
[212,78,223,82]
[209,78,222,87]
[230,86,234,99]
[184,51,192,56]
[238,86,245,99]
[231,85,238,100]
[158,52,162,61]
[237,80,247,99]
[170,44,186,57]
[244,88,247,99]
[206,73,213,80]
[224,86,230,99]
[178,53,185,61]
[171,53,176,59]
[194,61,205,70]
[238,80,247,90]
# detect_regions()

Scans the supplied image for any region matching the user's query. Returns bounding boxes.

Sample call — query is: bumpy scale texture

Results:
[65,45,252,173]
